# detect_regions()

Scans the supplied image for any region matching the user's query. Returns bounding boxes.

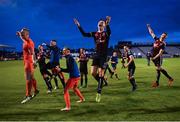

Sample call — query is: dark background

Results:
[0,0,180,51]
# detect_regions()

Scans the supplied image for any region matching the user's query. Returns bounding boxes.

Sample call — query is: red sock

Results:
[32,78,37,91]
[64,89,70,108]
[73,88,84,100]
[26,80,32,96]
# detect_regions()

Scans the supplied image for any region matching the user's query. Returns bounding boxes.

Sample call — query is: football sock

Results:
[156,70,161,84]
[161,69,172,80]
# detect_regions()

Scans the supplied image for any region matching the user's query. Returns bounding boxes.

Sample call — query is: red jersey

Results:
[23,38,34,63]
[151,36,165,57]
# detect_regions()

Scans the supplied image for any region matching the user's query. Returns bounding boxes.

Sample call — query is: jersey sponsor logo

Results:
[95,32,106,44]
[153,40,164,49]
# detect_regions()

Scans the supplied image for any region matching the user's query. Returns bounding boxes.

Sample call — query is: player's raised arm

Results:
[73,18,93,37]
[106,16,111,25]
[105,16,111,36]
[74,18,81,27]
[147,24,156,39]
[42,42,56,51]
[16,31,25,43]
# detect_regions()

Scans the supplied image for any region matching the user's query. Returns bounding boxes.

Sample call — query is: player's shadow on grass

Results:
[0,108,62,120]
[126,106,180,116]
[150,85,180,91]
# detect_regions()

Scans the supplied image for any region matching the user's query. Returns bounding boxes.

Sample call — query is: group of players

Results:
[16,16,174,111]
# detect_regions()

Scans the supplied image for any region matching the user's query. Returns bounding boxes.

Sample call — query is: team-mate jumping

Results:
[74,16,111,102]
[37,45,53,93]
[16,28,39,104]
[42,40,66,90]
[59,48,85,111]
[147,24,174,87]
[124,45,137,91]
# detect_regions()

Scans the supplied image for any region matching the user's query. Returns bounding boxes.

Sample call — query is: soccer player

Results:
[110,51,120,80]
[121,54,126,69]
[74,16,111,102]
[146,52,151,66]
[59,47,85,111]
[16,28,39,104]
[124,45,137,91]
[37,45,53,93]
[147,24,174,87]
[78,48,89,88]
[42,40,66,90]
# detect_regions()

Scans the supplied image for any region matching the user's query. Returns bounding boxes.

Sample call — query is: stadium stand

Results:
[1,41,180,61]
[0,44,21,61]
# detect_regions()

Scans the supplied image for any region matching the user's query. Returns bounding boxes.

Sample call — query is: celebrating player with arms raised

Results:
[74,16,111,102]
[147,24,174,87]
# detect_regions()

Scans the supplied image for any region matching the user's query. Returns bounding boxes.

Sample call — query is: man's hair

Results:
[113,50,117,53]
[21,28,29,32]
[20,28,29,35]
[163,32,168,35]
[38,45,42,50]
[123,44,131,49]
[51,40,57,42]
[98,19,106,27]
[99,18,106,22]
[63,47,70,51]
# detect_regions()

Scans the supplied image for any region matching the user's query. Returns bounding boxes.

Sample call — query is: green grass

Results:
[0,58,180,121]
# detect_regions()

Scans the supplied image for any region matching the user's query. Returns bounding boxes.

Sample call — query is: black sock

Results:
[161,69,172,80]
[80,74,83,86]
[58,76,66,88]
[53,77,59,87]
[156,70,161,84]
[97,77,103,94]
[103,77,108,85]
[115,74,119,79]
[44,77,52,90]
[108,67,113,74]
[85,74,88,86]
[112,72,114,76]
[110,72,114,78]
[46,70,52,77]
[129,78,137,88]
[94,74,100,82]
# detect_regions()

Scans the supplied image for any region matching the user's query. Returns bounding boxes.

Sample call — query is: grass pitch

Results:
[0,58,180,121]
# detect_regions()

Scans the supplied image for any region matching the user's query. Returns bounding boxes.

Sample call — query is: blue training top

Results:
[61,54,80,78]
[46,45,60,64]
[111,56,118,64]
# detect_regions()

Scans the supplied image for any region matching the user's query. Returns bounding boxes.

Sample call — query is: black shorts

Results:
[111,64,117,70]
[46,62,59,69]
[128,66,136,78]
[152,57,162,67]
[39,68,50,76]
[91,55,107,69]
